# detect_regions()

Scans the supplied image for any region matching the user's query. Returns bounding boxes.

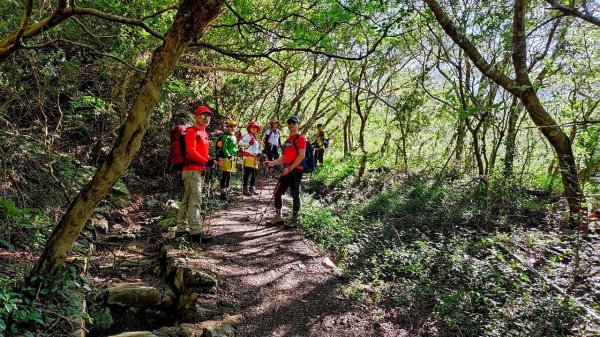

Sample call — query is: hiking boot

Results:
[219,191,227,200]
[189,233,214,244]
[284,215,299,228]
[250,186,259,195]
[267,213,284,226]
[243,186,252,196]
[174,231,189,242]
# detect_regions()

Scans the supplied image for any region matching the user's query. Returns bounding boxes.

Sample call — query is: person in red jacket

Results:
[175,105,215,243]
[264,116,306,227]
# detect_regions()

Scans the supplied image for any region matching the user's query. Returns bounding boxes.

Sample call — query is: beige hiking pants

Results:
[176,170,204,235]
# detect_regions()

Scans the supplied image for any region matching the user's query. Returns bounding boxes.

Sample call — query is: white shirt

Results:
[238,133,261,155]
[265,128,280,146]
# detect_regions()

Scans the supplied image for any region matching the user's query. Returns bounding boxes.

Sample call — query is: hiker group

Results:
[167,104,329,243]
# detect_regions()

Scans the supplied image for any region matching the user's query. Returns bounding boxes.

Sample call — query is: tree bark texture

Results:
[33,0,224,276]
[425,0,582,221]
[503,99,524,179]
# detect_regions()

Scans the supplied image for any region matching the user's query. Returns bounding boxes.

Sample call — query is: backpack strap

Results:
[292,134,300,154]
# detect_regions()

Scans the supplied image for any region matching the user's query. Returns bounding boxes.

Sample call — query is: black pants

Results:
[243,167,257,187]
[315,149,324,165]
[274,168,303,216]
[266,144,280,161]
[220,171,231,189]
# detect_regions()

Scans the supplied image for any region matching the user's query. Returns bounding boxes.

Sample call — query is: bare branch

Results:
[179,63,268,75]
[424,0,520,95]
[545,0,600,27]
[0,3,171,62]
[139,5,177,20]
[190,16,405,61]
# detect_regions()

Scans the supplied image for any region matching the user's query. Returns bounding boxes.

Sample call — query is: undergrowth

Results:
[300,164,586,336]
[0,266,89,336]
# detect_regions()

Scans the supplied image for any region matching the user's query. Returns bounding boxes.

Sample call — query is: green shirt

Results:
[221,132,237,157]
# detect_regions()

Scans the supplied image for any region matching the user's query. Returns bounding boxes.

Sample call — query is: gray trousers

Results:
[176,170,204,235]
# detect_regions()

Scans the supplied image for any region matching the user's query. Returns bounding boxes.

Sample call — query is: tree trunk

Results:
[469,126,485,176]
[425,0,582,224]
[343,113,350,156]
[400,130,409,174]
[380,131,391,156]
[274,69,290,120]
[455,117,466,171]
[503,98,523,179]
[33,0,223,276]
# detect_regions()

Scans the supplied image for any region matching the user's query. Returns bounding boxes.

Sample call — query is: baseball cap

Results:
[193,105,212,115]
[286,116,299,124]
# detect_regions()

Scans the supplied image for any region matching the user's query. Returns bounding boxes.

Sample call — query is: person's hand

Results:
[249,138,255,145]
[216,158,222,165]
[229,155,234,161]
[282,167,290,176]
[206,159,215,168]
[264,161,272,167]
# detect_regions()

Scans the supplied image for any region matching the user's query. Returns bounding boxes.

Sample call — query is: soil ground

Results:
[191,179,407,337]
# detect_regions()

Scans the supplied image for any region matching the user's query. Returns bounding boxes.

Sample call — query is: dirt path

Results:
[188,180,397,337]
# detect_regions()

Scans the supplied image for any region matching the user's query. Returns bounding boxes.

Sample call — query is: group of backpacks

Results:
[167,121,318,174]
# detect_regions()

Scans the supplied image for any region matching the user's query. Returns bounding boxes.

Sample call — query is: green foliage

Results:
[0,267,88,336]
[88,306,113,334]
[299,197,355,256]
[0,199,50,250]
[311,155,359,187]
[300,165,583,336]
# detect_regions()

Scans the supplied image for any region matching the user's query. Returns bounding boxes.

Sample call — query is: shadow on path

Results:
[181,180,409,337]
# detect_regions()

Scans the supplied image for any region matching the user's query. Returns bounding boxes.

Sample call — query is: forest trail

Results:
[192,179,400,337]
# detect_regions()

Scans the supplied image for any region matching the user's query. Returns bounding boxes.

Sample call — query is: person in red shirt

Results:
[175,105,215,243]
[264,116,306,227]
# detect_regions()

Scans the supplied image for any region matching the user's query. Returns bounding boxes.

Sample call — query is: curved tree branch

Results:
[0,2,170,62]
[0,0,34,55]
[545,0,600,27]
[180,63,268,75]
[423,0,520,95]
[190,16,405,61]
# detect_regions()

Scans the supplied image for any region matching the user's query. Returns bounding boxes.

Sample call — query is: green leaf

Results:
[0,239,14,250]
[28,311,44,325]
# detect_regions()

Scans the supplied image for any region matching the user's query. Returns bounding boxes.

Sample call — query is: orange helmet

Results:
[246,121,261,133]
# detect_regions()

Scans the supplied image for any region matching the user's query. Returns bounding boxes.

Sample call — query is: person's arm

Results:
[237,134,251,147]
[267,156,285,167]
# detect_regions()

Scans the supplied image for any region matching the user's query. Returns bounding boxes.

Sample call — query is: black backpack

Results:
[292,134,316,173]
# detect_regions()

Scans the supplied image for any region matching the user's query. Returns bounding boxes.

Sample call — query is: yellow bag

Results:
[243,156,257,169]
[219,157,237,172]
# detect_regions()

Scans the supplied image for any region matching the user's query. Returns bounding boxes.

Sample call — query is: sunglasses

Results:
[197,114,211,119]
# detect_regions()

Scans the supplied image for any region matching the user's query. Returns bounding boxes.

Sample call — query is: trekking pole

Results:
[253,154,268,224]
[254,166,265,223]
[255,173,281,229]
[205,166,214,233]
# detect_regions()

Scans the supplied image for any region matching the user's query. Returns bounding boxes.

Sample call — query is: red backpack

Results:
[168,124,187,171]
